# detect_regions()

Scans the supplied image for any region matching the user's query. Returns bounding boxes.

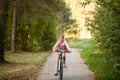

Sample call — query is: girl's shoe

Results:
[54,73,58,76]
[54,71,58,76]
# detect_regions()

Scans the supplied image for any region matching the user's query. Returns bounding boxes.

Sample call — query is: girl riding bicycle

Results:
[52,35,71,76]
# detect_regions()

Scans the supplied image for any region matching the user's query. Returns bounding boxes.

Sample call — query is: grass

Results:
[69,38,93,49]
[70,38,114,80]
[0,51,50,80]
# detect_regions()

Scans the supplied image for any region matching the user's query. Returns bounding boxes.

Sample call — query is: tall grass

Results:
[70,38,114,80]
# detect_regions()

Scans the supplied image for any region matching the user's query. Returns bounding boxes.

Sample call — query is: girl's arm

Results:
[64,40,71,51]
[52,40,59,52]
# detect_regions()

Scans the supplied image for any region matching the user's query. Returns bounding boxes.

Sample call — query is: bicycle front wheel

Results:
[59,60,63,80]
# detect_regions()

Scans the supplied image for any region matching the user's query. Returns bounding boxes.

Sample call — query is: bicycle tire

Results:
[60,59,63,80]
[58,59,63,80]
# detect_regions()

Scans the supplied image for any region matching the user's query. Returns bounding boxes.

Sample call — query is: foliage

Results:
[65,19,78,35]
[79,0,120,79]
[41,16,58,50]
[5,0,73,51]
[83,0,120,79]
[90,0,120,55]
[96,0,120,15]
[80,0,91,7]
[90,6,120,56]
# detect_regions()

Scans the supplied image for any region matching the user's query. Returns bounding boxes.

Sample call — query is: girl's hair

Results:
[61,35,64,39]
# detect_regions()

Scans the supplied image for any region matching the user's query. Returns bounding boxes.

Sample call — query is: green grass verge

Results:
[70,38,114,80]
[69,38,93,49]
[0,51,50,80]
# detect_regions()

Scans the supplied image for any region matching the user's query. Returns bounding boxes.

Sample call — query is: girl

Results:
[52,35,71,76]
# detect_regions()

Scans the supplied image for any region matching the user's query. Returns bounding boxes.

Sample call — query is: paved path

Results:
[37,48,95,80]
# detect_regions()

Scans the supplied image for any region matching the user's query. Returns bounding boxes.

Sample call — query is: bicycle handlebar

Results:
[55,50,71,53]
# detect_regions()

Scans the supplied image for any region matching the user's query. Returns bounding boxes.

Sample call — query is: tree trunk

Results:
[0,0,9,63]
[11,2,17,53]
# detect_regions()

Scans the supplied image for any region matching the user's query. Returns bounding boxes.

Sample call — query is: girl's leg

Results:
[55,53,60,75]
[62,53,67,68]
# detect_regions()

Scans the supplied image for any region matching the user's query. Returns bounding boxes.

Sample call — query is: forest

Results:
[0,0,120,80]
[0,0,74,63]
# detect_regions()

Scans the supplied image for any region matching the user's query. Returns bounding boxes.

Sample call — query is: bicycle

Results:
[56,49,70,80]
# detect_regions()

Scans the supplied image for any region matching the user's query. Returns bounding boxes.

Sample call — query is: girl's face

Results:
[59,36,64,42]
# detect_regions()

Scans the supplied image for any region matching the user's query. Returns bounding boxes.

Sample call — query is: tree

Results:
[11,1,18,53]
[0,0,9,63]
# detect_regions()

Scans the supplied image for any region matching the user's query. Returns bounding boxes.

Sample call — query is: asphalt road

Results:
[37,48,95,80]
